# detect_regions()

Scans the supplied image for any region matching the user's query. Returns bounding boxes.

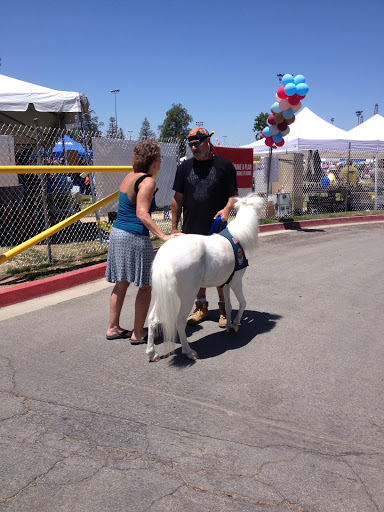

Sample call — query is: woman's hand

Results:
[162,232,185,242]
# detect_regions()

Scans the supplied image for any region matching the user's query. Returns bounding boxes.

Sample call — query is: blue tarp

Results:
[51,134,91,156]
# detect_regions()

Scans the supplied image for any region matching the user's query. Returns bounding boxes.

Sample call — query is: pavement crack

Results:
[340,456,381,512]
[182,479,310,510]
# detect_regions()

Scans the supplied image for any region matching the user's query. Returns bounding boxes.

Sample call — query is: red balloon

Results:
[265,137,274,147]
[277,120,288,131]
[267,114,276,125]
[297,94,306,100]
[288,94,301,106]
[275,139,285,147]
[277,86,288,100]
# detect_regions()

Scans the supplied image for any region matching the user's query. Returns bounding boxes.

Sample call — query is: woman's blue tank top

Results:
[113,190,156,236]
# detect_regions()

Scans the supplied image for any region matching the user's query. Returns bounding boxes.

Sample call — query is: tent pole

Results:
[34,118,52,263]
[79,111,104,245]
[265,146,273,217]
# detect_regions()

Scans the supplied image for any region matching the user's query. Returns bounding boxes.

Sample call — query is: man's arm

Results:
[214,193,238,223]
[171,192,183,233]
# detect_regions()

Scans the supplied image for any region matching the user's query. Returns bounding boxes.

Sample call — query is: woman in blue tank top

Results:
[106,140,183,343]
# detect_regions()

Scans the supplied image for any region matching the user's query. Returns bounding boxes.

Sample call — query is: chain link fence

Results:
[1,123,384,283]
[253,143,384,218]
[0,124,181,282]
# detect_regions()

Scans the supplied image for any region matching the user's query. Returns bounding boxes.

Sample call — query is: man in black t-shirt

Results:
[171,127,238,327]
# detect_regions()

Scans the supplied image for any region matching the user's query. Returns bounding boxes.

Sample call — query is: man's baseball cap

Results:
[188,127,214,140]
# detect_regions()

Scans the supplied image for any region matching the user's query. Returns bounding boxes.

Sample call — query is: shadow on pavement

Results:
[168,310,281,367]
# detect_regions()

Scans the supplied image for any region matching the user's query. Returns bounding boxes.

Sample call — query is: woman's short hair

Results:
[132,140,160,173]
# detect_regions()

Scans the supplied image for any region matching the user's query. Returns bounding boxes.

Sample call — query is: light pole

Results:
[277,74,284,83]
[127,130,133,140]
[331,118,334,124]
[223,135,227,146]
[110,89,120,136]
[356,110,363,125]
[196,121,204,127]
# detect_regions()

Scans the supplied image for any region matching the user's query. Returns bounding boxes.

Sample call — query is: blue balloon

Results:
[294,74,306,85]
[271,101,282,113]
[296,82,309,96]
[282,108,294,120]
[321,176,331,188]
[282,74,294,86]
[272,132,283,142]
[284,83,297,96]
[263,126,271,138]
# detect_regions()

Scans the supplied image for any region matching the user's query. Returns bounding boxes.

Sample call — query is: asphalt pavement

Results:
[1,222,384,512]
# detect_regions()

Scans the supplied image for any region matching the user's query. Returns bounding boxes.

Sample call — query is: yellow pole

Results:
[0,191,119,265]
[0,166,133,174]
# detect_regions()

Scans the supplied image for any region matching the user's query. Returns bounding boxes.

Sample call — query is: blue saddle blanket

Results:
[218,227,248,284]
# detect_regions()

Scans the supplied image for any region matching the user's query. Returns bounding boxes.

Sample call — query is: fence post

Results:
[34,119,52,262]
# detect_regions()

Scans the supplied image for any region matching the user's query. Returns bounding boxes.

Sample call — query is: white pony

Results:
[146,193,264,362]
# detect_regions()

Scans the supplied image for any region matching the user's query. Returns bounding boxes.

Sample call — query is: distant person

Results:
[340,160,359,186]
[106,140,183,343]
[171,127,238,327]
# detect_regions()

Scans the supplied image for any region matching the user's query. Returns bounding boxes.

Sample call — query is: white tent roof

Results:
[240,107,384,155]
[347,114,384,141]
[0,73,82,113]
[242,107,347,151]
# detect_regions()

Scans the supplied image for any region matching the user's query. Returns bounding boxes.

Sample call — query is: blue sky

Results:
[2,0,384,146]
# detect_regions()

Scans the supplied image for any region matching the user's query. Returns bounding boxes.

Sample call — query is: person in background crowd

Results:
[106,140,183,343]
[340,160,359,186]
[171,127,238,327]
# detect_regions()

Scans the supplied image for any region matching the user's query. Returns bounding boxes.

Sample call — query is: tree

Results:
[106,117,125,139]
[253,112,269,140]
[84,109,104,137]
[158,103,193,141]
[139,117,156,140]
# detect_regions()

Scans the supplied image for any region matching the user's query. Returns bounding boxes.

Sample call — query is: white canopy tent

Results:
[241,107,349,154]
[0,73,87,127]
[0,74,89,151]
[347,114,384,141]
[241,108,384,156]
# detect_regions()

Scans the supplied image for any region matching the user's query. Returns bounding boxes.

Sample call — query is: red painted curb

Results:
[1,215,383,308]
[0,262,107,308]
[259,214,384,232]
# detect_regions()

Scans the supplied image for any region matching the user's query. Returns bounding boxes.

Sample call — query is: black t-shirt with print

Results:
[172,155,238,235]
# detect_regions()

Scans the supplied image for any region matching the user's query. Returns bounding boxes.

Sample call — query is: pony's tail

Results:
[151,255,180,356]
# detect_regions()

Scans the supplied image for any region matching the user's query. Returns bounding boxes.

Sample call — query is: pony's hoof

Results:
[227,327,237,336]
[149,353,160,362]
[189,352,199,360]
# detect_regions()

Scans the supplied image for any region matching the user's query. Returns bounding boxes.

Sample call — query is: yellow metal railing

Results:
[0,165,133,264]
[0,191,119,264]
[0,165,132,174]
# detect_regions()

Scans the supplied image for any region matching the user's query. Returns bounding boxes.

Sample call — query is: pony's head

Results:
[234,193,264,213]
[228,193,264,253]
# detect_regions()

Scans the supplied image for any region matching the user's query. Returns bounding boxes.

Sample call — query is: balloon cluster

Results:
[262,74,309,148]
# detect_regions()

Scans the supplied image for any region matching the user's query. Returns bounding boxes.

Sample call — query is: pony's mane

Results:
[227,194,264,252]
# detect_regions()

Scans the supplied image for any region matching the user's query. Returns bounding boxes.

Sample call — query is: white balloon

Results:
[291,101,302,112]
[279,99,291,111]
[269,124,279,136]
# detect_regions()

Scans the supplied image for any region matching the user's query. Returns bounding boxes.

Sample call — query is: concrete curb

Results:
[1,215,384,308]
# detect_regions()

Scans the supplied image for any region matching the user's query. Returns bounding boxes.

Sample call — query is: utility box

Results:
[275,193,291,217]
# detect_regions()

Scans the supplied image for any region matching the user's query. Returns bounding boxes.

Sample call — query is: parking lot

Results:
[1,223,384,512]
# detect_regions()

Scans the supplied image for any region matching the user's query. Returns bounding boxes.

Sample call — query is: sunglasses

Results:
[188,138,207,148]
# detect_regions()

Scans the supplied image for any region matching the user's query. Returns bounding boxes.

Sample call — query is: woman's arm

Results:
[136,177,181,242]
